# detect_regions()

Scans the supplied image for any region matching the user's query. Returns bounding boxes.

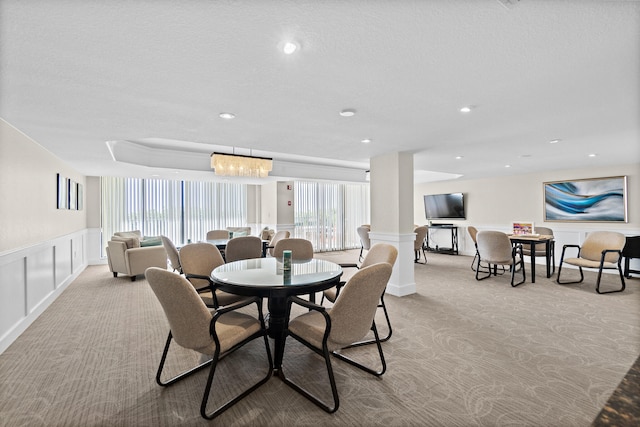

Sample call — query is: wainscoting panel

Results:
[55,238,72,288]
[0,229,88,354]
[26,247,55,314]
[0,257,27,344]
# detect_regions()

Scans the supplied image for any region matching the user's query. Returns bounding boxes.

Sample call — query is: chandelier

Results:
[210,152,273,178]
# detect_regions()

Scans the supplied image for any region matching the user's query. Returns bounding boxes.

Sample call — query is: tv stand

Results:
[425,224,458,255]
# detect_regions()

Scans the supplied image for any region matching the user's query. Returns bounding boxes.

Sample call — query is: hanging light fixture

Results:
[210,152,273,178]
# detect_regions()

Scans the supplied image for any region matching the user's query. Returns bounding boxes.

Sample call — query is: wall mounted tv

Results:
[424,193,466,220]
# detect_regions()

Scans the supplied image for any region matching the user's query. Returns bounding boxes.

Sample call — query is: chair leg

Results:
[332,321,387,377]
[200,330,273,420]
[510,255,526,287]
[155,332,213,387]
[556,262,585,285]
[280,334,340,413]
[475,256,492,281]
[595,262,626,294]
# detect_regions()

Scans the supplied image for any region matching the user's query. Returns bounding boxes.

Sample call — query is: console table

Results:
[426,224,459,255]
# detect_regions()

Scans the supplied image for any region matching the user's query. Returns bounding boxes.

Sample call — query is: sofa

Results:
[226,226,252,238]
[106,230,167,281]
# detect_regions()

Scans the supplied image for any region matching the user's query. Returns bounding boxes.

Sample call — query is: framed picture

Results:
[544,176,628,222]
[69,179,77,210]
[512,221,535,235]
[77,183,83,210]
[57,174,68,210]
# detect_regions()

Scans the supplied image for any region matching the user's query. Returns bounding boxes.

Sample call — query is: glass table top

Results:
[211,257,342,288]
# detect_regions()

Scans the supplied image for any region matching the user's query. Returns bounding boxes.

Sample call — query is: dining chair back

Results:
[475,230,526,286]
[356,225,371,262]
[267,230,290,256]
[160,235,182,273]
[224,235,263,262]
[145,267,272,420]
[322,243,398,343]
[206,229,230,240]
[413,226,428,264]
[521,226,556,274]
[179,242,243,307]
[273,238,314,259]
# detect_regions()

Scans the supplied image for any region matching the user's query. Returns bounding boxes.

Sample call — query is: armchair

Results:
[557,231,626,294]
[106,231,167,281]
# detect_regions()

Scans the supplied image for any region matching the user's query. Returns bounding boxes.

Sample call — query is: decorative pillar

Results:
[368,151,416,296]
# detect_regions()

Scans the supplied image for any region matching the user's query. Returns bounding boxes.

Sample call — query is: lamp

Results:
[210,152,273,178]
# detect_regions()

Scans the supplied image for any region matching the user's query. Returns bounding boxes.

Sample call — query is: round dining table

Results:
[210,257,343,374]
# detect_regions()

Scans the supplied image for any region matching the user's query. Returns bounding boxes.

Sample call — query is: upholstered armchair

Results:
[106,230,167,281]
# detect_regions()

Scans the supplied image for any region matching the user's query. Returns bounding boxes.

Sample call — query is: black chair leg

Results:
[595,263,626,294]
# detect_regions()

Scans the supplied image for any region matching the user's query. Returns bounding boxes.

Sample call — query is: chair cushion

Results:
[114,230,142,239]
[111,236,140,249]
[140,236,162,247]
[563,257,618,269]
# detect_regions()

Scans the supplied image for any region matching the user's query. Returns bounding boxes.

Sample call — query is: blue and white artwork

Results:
[544,176,627,222]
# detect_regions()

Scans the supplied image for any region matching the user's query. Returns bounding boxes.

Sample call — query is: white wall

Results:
[0,119,88,354]
[414,163,640,268]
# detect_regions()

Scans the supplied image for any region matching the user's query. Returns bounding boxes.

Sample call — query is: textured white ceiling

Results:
[1,0,638,183]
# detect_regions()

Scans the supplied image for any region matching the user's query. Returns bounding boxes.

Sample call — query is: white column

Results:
[369,152,416,296]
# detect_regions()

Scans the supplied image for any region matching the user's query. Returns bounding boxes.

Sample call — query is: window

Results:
[294,181,370,252]
[101,177,246,254]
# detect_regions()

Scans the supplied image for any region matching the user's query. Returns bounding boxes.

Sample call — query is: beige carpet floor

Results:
[0,250,638,427]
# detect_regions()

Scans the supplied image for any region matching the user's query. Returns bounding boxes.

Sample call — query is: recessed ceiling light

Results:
[282,41,298,55]
[549,139,561,144]
[455,156,463,160]
[340,109,356,117]
[361,138,371,144]
[219,112,235,120]
[588,153,597,157]
[505,164,511,168]
[459,106,472,113]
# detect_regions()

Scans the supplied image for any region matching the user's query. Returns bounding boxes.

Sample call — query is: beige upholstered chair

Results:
[281,263,393,413]
[206,229,230,240]
[322,243,398,342]
[272,238,314,259]
[224,236,263,262]
[468,226,480,270]
[475,230,526,286]
[179,242,245,308]
[145,267,272,420]
[267,230,290,256]
[521,226,556,274]
[356,225,371,262]
[557,231,626,294]
[414,226,428,264]
[160,235,182,273]
[106,231,167,281]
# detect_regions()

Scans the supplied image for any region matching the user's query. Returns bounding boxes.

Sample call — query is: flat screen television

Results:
[424,193,465,220]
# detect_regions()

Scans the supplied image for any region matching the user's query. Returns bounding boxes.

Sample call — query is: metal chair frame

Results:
[280,296,386,414]
[475,243,526,287]
[557,244,626,294]
[155,297,273,420]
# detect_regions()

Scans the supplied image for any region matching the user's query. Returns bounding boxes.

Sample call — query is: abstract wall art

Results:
[543,176,627,222]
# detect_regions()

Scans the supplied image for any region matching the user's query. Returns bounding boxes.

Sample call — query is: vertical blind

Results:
[293,181,370,252]
[101,177,246,254]
[101,177,368,255]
